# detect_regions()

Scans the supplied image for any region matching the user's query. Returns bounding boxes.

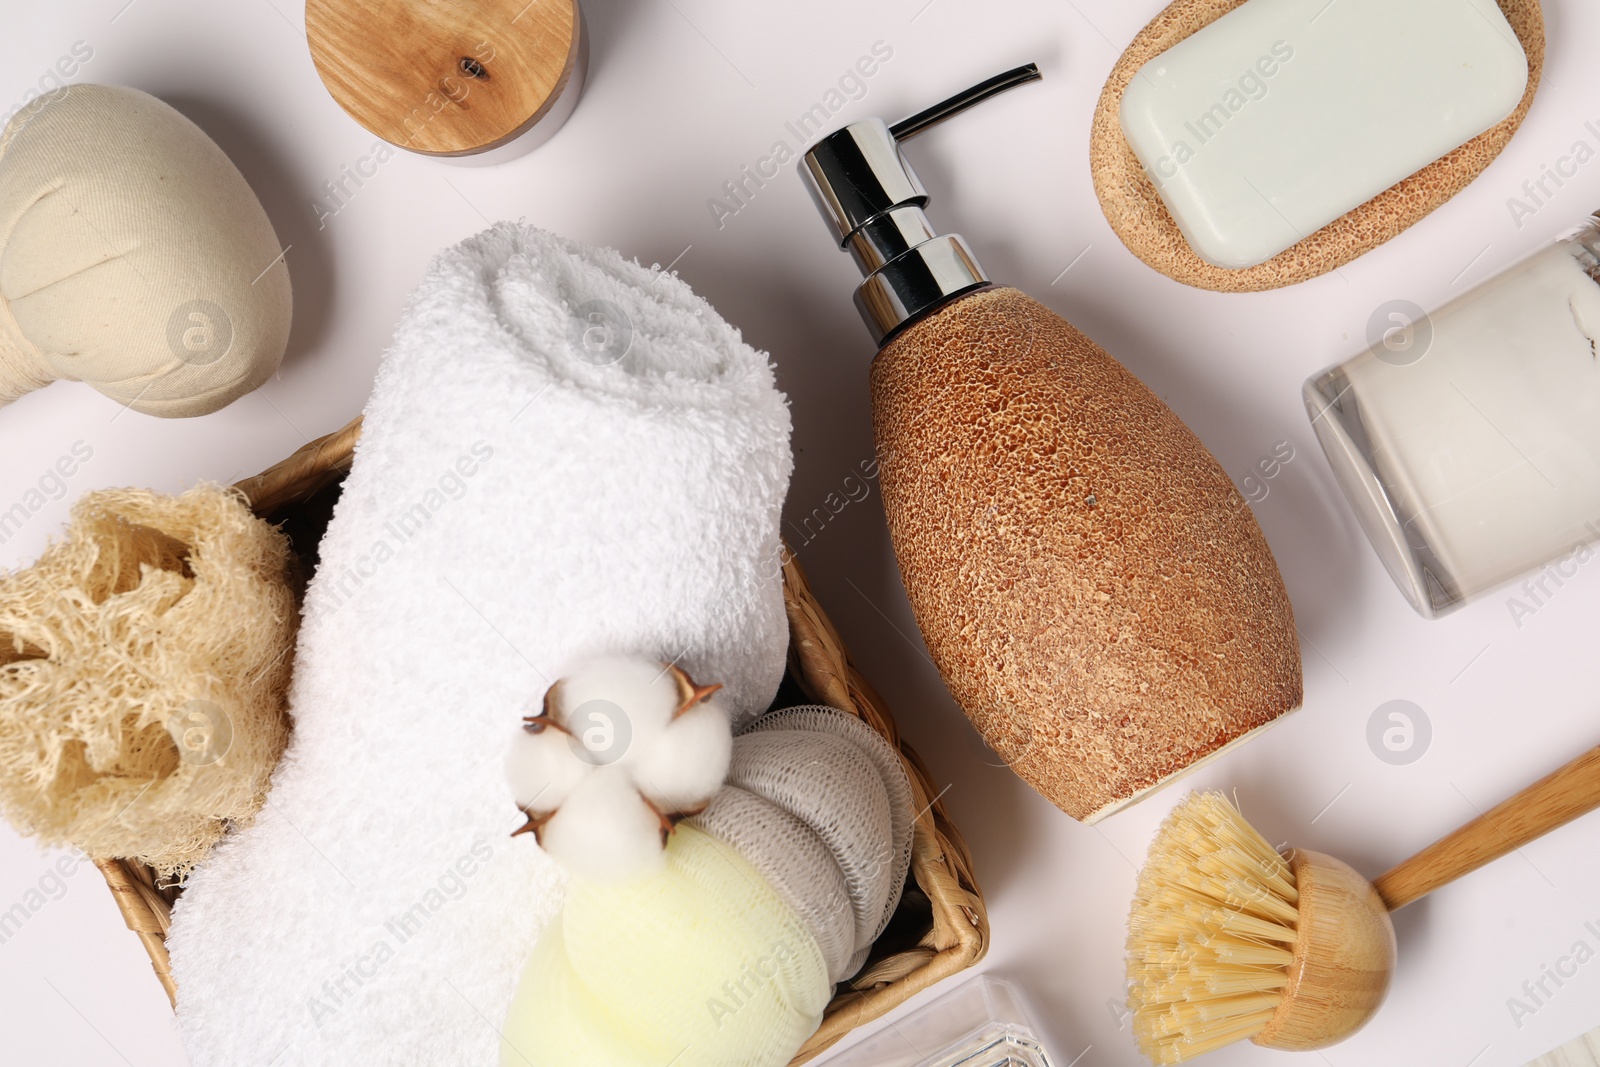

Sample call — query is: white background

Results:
[2,1,1599,1065]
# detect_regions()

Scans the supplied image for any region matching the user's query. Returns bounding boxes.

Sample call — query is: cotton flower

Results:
[506,655,732,880]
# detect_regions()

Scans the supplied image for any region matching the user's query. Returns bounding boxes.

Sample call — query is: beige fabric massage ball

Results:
[0,85,291,416]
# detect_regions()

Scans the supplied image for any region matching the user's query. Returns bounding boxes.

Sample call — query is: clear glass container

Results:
[818,975,1058,1067]
[1305,214,1600,618]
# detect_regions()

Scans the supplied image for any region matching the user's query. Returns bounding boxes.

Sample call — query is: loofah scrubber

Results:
[0,485,297,878]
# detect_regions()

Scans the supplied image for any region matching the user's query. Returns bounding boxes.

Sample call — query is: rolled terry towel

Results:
[166,223,793,1066]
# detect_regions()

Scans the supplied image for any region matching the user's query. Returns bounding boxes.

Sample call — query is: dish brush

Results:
[1127,742,1600,1062]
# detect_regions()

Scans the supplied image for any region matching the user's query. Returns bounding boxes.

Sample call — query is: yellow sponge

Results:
[501,823,831,1067]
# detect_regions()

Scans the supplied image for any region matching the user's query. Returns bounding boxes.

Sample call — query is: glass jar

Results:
[818,976,1059,1067]
[1305,213,1600,618]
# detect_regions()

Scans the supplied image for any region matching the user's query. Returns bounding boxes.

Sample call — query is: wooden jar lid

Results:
[306,0,584,157]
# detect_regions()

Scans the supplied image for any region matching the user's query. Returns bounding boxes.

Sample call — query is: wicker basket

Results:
[93,415,988,1064]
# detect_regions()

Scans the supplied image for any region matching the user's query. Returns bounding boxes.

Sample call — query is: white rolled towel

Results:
[166,223,793,1066]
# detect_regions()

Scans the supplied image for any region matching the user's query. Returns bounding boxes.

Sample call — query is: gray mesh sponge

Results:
[688,784,856,981]
[691,705,916,983]
[741,705,915,945]
[724,730,892,956]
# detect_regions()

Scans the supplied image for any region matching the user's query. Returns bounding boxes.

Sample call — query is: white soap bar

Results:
[1120,0,1528,269]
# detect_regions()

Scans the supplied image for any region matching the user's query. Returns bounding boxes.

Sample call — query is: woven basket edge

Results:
[95,415,992,1057]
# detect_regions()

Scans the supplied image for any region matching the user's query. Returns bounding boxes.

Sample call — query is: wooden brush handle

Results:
[1372,744,1600,910]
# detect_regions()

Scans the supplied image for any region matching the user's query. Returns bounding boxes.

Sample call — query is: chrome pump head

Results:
[800,63,1043,345]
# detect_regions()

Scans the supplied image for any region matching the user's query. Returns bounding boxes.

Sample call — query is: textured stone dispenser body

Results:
[871,286,1303,821]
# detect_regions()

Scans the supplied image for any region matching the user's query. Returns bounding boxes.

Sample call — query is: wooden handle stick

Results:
[1372,744,1600,910]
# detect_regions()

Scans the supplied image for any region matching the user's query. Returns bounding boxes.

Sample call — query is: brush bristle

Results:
[1126,792,1300,1064]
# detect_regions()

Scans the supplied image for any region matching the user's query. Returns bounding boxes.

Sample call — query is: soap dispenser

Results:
[800,66,1303,823]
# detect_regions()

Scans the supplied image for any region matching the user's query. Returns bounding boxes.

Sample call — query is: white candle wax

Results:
[1330,243,1600,606]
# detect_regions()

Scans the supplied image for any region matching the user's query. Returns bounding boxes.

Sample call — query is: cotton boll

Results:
[549,655,680,755]
[538,770,666,881]
[513,656,732,881]
[630,698,732,813]
[553,656,674,717]
[505,722,588,813]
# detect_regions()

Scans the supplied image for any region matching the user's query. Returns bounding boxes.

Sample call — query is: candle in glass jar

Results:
[1306,219,1600,617]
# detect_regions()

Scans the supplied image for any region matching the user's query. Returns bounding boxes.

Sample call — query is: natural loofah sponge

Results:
[0,484,296,878]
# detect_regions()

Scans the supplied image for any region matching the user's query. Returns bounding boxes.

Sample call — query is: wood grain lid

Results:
[1090,0,1544,292]
[306,0,584,157]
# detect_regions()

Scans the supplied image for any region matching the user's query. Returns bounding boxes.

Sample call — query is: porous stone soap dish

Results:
[1090,0,1544,291]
